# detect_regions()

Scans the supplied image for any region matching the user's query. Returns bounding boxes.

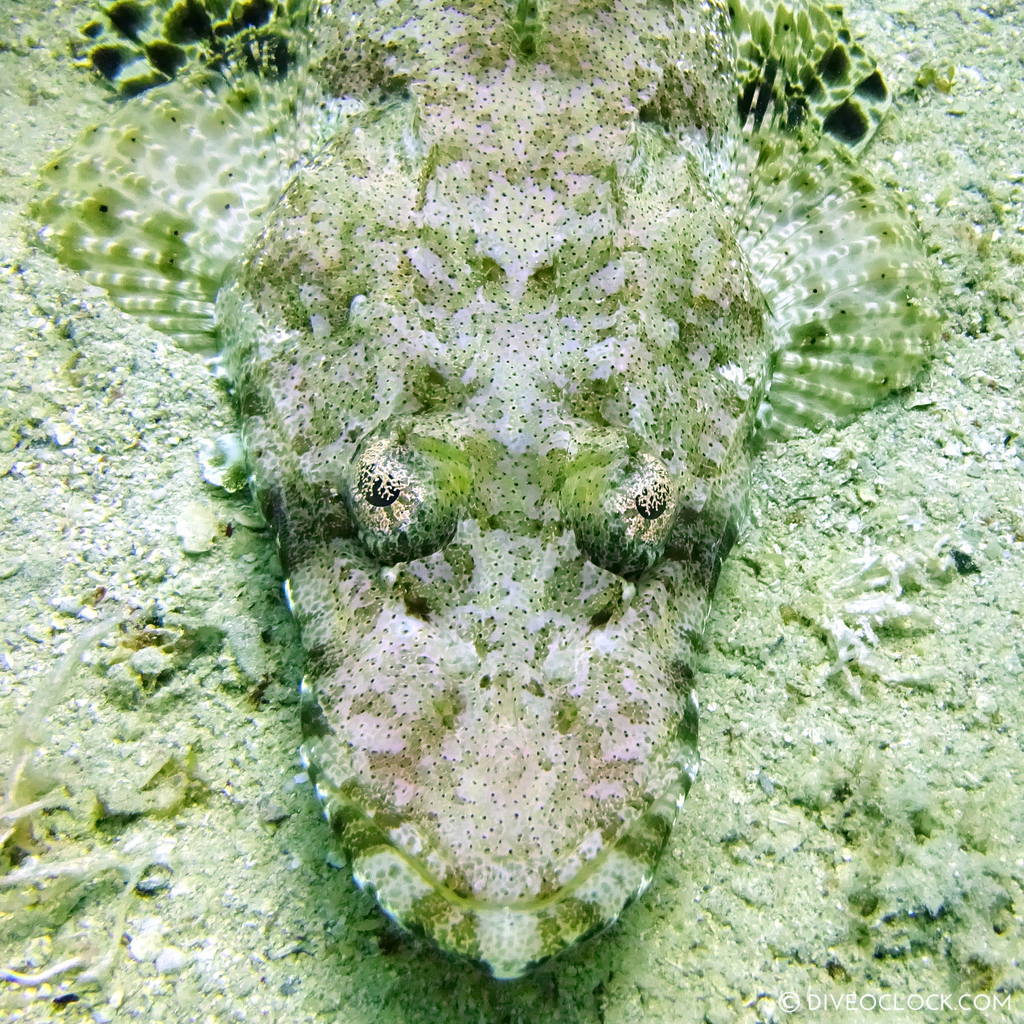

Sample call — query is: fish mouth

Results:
[327,790,681,979]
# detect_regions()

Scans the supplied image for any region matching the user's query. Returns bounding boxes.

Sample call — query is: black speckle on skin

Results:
[817,45,850,84]
[145,41,187,78]
[856,70,888,103]
[108,1,149,40]
[164,0,213,45]
[950,549,980,576]
[91,45,126,81]
[823,99,869,145]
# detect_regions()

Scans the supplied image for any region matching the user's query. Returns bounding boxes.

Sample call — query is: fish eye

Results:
[357,456,404,508]
[347,432,470,563]
[633,475,671,520]
[559,442,677,577]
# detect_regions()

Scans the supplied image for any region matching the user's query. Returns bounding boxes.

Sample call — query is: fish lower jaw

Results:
[345,794,678,979]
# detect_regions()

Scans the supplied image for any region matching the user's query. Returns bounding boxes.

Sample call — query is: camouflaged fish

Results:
[35,0,939,978]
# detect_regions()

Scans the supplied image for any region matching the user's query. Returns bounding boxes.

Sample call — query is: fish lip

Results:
[342,790,681,979]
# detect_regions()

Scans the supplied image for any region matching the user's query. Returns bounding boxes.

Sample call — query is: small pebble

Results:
[130,645,173,678]
[198,434,248,492]
[127,919,164,962]
[950,548,980,575]
[135,863,173,895]
[47,421,75,446]
[176,502,220,554]
[257,797,290,824]
[154,947,189,974]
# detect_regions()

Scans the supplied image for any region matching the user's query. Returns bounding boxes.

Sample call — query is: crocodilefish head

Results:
[288,410,724,980]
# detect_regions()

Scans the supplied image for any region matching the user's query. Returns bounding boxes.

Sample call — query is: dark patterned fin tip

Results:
[729,1,891,153]
[75,0,308,95]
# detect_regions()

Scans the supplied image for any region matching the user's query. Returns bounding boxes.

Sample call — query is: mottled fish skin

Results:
[36,0,939,978]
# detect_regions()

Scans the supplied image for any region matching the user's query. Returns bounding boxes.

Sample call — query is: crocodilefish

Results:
[35,0,939,978]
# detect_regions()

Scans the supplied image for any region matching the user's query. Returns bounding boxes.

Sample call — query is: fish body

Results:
[35,0,939,977]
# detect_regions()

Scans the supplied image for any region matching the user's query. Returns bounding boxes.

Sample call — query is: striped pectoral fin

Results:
[718,5,941,437]
[34,71,310,351]
[738,134,941,437]
[34,0,329,351]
